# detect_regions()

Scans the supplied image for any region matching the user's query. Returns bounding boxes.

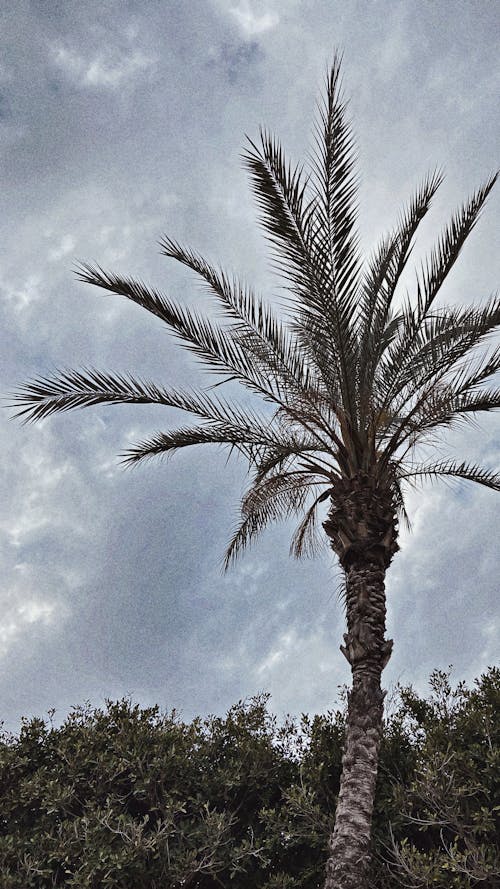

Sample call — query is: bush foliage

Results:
[1,668,498,887]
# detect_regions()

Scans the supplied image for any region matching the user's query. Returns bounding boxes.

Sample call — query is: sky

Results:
[1,0,499,733]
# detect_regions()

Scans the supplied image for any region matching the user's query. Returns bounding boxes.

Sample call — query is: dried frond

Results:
[223,470,317,569]
[290,488,331,558]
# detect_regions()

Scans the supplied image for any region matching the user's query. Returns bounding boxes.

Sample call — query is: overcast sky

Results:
[1,0,499,733]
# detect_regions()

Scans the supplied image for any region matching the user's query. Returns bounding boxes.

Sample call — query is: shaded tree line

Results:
[1,667,498,888]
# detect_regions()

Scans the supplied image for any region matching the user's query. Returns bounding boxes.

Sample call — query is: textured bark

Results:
[322,473,398,889]
[323,563,389,889]
[323,472,399,572]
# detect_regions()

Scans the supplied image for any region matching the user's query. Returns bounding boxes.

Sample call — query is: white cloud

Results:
[256,629,295,675]
[473,618,499,675]
[48,234,76,262]
[253,625,344,714]
[376,21,410,82]
[18,599,55,624]
[4,450,72,548]
[0,421,101,561]
[0,584,58,659]
[2,273,42,311]
[50,43,154,89]
[228,1,279,36]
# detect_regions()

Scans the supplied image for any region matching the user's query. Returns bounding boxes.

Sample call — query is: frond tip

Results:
[399,460,500,492]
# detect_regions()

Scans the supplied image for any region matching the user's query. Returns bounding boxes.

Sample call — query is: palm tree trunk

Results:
[323,560,392,889]
[322,473,398,889]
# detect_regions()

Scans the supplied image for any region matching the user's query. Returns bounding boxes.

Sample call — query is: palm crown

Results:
[13,58,499,569]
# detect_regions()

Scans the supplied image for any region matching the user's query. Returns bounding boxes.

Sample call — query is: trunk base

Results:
[324,670,385,889]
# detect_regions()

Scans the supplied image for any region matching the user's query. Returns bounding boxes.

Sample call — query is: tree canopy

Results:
[12,59,500,566]
[1,668,498,888]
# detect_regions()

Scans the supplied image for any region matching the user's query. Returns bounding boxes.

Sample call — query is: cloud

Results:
[1,0,498,734]
[252,622,345,716]
[2,274,42,312]
[50,43,155,90]
[0,587,58,659]
[0,422,100,667]
[48,234,76,263]
[229,1,279,36]
[208,39,262,83]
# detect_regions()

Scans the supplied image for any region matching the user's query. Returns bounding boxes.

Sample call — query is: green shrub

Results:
[1,669,498,887]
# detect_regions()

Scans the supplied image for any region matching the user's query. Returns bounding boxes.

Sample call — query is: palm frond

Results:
[159,237,317,398]
[377,175,498,409]
[410,294,500,391]
[243,130,358,415]
[159,237,345,449]
[242,131,320,304]
[306,55,363,424]
[290,487,331,558]
[11,367,324,461]
[223,509,266,571]
[75,263,293,408]
[398,460,500,492]
[386,387,500,458]
[223,469,318,569]
[310,54,360,313]
[414,174,498,320]
[295,314,344,407]
[357,171,444,403]
[76,262,339,450]
[122,425,253,465]
[11,368,170,423]
[241,469,324,516]
[376,294,500,440]
[425,386,500,425]
[449,344,500,393]
[251,448,297,485]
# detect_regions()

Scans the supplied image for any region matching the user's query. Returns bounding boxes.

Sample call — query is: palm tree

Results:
[12,55,499,889]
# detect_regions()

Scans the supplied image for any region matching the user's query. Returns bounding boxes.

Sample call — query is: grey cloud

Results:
[208,39,262,83]
[1,0,498,732]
